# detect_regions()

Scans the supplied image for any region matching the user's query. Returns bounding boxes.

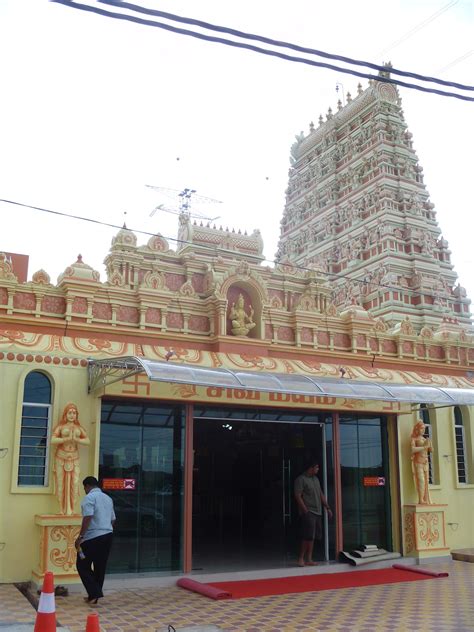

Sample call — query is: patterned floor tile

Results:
[2,561,474,631]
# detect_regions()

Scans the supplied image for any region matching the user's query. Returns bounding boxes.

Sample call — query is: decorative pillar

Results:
[32,514,82,585]
[403,504,449,560]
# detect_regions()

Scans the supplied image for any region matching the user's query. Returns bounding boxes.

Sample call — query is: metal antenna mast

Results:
[178,188,196,214]
[146,185,222,221]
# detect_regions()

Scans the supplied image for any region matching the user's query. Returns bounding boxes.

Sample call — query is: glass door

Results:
[339,414,391,552]
[99,401,185,573]
[192,406,330,571]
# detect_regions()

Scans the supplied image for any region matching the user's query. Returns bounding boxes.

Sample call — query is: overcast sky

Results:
[1,0,473,305]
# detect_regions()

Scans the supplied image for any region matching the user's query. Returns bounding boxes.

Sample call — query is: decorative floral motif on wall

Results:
[165,273,186,292]
[192,274,205,293]
[278,326,295,343]
[50,525,80,572]
[301,327,313,342]
[86,339,112,351]
[416,513,440,547]
[404,512,414,553]
[171,384,197,398]
[317,331,330,346]
[42,296,66,314]
[334,333,350,348]
[146,307,161,324]
[189,315,210,332]
[92,303,112,320]
[13,292,36,310]
[270,295,283,309]
[166,312,184,328]
[141,271,165,290]
[117,306,139,323]
[72,297,88,314]
[108,270,126,287]
[179,281,196,297]
[381,339,397,353]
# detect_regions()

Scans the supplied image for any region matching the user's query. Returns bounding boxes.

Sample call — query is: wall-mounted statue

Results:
[410,420,433,505]
[229,293,256,336]
[51,403,90,515]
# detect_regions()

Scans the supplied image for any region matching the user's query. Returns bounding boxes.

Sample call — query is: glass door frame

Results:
[184,406,330,572]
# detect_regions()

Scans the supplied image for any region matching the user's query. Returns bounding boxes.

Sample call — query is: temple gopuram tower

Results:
[276,66,471,331]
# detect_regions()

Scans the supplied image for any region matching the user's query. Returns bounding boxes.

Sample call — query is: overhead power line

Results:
[376,0,460,57]
[0,198,469,307]
[49,0,474,102]
[94,0,473,92]
[437,50,474,75]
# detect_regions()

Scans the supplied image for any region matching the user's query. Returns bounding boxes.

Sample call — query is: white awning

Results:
[87,356,474,405]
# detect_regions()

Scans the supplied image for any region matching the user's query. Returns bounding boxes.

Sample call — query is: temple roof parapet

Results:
[176,212,264,263]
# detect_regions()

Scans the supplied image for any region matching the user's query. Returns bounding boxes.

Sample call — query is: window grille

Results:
[420,404,434,485]
[454,407,468,484]
[18,372,52,486]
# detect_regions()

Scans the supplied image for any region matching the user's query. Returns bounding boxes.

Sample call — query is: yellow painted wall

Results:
[398,406,474,553]
[0,359,99,582]
[2,352,473,582]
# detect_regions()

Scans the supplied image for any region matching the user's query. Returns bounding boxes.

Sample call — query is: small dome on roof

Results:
[111,224,137,249]
[57,254,100,284]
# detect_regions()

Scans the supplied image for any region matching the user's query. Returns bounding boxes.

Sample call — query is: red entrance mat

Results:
[207,567,441,599]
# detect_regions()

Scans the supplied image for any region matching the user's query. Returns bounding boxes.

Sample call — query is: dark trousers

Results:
[76,533,113,599]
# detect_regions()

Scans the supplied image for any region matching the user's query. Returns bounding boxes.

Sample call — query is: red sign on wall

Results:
[102,478,136,490]
[363,476,386,487]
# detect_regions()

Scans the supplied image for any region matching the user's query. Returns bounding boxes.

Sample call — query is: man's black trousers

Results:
[76,533,113,599]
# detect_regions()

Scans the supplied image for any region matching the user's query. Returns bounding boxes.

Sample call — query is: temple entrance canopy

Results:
[88,357,474,405]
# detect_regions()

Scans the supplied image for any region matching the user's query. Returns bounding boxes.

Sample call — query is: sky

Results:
[1,0,473,303]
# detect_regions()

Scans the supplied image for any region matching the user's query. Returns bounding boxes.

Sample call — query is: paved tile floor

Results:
[0,584,37,627]
[1,561,473,631]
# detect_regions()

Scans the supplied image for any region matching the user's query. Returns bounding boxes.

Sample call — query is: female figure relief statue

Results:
[229,293,256,336]
[410,420,433,505]
[51,403,90,515]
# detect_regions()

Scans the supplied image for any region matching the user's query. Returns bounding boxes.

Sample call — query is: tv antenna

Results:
[146,185,222,222]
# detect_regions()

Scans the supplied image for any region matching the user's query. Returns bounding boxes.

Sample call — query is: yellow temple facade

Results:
[1,75,473,583]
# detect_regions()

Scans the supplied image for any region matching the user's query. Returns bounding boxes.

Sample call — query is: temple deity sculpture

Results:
[51,403,90,515]
[229,293,256,336]
[410,420,433,505]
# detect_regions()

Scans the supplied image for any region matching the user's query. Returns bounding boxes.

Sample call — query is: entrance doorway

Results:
[192,407,329,572]
[98,400,185,573]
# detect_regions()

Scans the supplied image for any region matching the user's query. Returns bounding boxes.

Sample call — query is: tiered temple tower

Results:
[276,67,471,331]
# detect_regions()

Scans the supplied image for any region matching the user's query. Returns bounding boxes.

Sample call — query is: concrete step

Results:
[451,548,474,563]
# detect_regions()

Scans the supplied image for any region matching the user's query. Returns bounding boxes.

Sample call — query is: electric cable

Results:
[376,0,460,58]
[94,0,474,92]
[49,0,474,102]
[0,197,469,308]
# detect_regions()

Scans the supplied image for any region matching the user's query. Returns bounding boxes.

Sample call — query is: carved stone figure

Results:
[51,403,90,515]
[229,293,256,336]
[410,420,433,505]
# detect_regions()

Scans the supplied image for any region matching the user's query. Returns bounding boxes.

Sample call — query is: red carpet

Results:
[208,567,437,599]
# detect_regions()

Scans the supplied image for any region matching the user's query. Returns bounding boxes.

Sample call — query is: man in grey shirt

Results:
[294,460,332,567]
[75,476,116,603]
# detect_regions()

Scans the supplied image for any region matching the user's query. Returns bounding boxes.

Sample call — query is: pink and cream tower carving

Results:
[276,65,471,332]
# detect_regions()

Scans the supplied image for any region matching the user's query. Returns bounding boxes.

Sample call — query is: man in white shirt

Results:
[75,476,116,604]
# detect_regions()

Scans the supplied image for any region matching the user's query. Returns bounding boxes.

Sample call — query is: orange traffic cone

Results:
[85,612,100,631]
[34,571,56,632]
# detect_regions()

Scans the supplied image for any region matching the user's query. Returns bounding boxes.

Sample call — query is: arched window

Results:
[18,372,52,486]
[454,407,468,484]
[420,404,434,484]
